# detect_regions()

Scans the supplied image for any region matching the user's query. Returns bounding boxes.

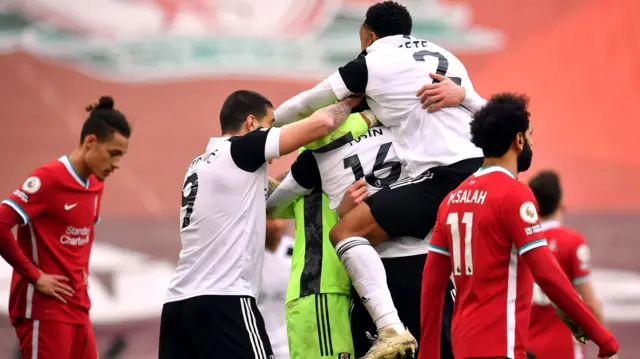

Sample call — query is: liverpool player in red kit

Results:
[527,170,614,359]
[419,93,619,359]
[0,96,131,359]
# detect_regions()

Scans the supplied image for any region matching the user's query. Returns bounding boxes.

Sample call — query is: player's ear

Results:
[245,115,258,132]
[82,134,98,150]
[558,199,566,213]
[515,132,525,151]
[368,30,379,45]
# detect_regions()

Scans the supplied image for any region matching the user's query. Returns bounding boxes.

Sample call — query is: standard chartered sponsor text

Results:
[60,226,90,246]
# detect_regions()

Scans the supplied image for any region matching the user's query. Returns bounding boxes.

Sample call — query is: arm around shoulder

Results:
[277,97,362,157]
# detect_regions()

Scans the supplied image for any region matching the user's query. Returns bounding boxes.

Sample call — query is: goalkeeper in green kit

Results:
[267,110,375,359]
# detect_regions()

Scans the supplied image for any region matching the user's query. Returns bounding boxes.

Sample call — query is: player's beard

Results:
[517,138,533,173]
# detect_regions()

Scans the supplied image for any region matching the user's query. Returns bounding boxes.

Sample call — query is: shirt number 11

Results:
[446,212,474,276]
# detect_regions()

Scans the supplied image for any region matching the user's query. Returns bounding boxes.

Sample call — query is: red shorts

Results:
[14,318,97,359]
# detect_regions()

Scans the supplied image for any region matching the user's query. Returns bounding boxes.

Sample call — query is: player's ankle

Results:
[375,312,404,333]
[378,323,406,334]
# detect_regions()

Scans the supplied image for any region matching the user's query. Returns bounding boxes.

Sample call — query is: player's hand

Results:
[344,94,365,108]
[337,178,368,218]
[34,270,75,304]
[416,73,466,112]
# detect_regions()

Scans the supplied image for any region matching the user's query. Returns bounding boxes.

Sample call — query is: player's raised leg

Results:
[330,201,417,359]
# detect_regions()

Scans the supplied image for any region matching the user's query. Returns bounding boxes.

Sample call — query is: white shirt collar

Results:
[58,156,89,188]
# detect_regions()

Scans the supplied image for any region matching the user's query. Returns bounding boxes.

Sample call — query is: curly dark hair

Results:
[470,93,530,158]
[528,170,562,217]
[364,1,412,38]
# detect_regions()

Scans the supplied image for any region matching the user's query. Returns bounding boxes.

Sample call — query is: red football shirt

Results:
[428,166,547,359]
[2,156,103,324]
[528,221,591,359]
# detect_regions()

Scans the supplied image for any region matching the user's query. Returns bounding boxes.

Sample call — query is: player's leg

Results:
[349,285,376,357]
[14,318,74,359]
[70,320,98,359]
[383,255,424,352]
[158,300,198,359]
[331,159,481,358]
[329,182,431,358]
[350,254,447,359]
[184,295,274,359]
[286,293,354,359]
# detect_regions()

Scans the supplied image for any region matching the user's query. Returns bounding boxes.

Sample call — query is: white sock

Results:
[336,237,405,332]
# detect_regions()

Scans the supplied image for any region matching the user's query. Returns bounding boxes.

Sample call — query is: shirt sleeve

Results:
[304,113,371,151]
[460,81,487,114]
[290,150,321,191]
[501,183,547,255]
[328,52,368,99]
[229,127,282,172]
[2,167,54,225]
[272,78,340,126]
[266,172,311,219]
[569,235,592,285]
[0,205,41,282]
[427,209,450,257]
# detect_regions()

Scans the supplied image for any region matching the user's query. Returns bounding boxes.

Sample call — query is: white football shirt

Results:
[287,126,427,258]
[165,128,281,303]
[258,236,294,359]
[328,35,483,177]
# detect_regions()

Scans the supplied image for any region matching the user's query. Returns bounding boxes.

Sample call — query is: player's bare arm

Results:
[264,171,289,201]
[275,170,290,183]
[267,177,280,199]
[575,280,603,322]
[277,97,362,156]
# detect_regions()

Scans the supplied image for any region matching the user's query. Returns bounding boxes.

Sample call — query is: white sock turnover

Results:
[336,237,405,333]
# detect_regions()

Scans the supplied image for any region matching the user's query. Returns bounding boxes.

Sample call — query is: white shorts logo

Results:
[22,176,41,194]
[519,201,539,224]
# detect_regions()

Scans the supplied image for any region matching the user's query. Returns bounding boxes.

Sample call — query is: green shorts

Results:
[286,293,354,359]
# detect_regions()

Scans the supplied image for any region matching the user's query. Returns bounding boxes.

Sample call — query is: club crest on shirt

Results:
[21,176,41,194]
[338,353,351,359]
[519,201,538,224]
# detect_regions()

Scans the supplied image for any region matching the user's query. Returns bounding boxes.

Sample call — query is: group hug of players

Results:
[0,1,619,359]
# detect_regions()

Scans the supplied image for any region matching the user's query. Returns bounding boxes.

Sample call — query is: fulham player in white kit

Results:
[272,2,487,357]
[159,90,363,359]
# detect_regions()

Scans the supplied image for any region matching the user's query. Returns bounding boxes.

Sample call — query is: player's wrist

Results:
[28,268,42,283]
